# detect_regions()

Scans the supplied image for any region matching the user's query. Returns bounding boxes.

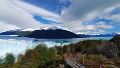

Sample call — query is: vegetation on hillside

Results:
[0,35,120,68]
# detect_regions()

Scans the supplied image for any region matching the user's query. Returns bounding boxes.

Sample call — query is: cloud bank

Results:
[0,0,61,32]
[0,0,120,34]
[61,0,120,33]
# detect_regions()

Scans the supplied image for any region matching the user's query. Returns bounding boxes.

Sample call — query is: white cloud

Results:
[12,0,62,23]
[97,22,113,30]
[0,0,62,32]
[60,0,120,33]
[107,14,120,22]
[0,0,119,33]
[0,0,45,30]
[61,0,120,21]
[0,21,20,32]
[85,25,96,31]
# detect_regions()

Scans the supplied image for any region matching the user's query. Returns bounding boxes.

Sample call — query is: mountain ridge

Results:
[0,29,81,39]
[0,28,119,39]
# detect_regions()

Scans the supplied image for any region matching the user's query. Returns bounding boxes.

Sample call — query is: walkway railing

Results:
[64,53,120,68]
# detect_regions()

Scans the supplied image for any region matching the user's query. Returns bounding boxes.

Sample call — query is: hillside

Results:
[0,35,120,68]
[24,29,80,39]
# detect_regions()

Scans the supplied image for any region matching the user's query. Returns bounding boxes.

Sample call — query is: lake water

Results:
[0,36,113,57]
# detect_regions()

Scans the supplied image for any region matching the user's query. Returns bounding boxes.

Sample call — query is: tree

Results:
[0,58,3,67]
[0,58,3,64]
[2,53,15,68]
[4,53,15,64]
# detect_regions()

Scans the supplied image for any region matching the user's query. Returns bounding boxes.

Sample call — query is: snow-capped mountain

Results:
[1,27,119,39]
[0,27,81,39]
[0,26,61,35]
[77,33,117,37]
[21,28,38,31]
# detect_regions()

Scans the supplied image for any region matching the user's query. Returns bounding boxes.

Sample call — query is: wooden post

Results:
[100,64,102,68]
[83,54,85,65]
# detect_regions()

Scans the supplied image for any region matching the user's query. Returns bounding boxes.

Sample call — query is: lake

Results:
[0,36,113,57]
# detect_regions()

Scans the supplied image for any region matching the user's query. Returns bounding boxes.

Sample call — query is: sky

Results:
[0,0,120,34]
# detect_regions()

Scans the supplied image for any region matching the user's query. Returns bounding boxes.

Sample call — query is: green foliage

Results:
[4,53,15,65]
[0,58,3,64]
[79,54,108,65]
[0,53,15,68]
[110,35,120,58]
[110,35,120,46]
[13,44,61,68]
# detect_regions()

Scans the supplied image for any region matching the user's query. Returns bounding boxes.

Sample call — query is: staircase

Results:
[65,57,81,68]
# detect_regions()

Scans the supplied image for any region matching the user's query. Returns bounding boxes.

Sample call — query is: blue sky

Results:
[23,0,71,15]
[0,0,120,34]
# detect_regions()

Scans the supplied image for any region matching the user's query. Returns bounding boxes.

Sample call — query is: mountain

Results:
[0,28,82,39]
[77,34,90,38]
[24,29,80,39]
[78,33,117,37]
[1,28,118,39]
[0,29,32,36]
[0,30,16,35]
